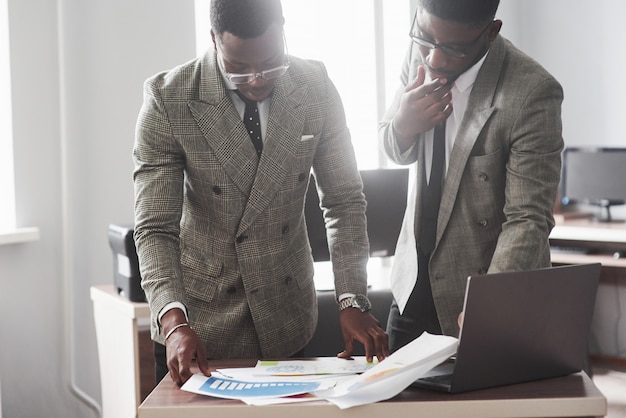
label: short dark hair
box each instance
[418,0,500,26]
[210,0,284,39]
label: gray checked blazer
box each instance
[133,51,369,359]
[380,35,564,336]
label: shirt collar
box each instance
[454,50,489,94]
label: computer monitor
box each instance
[304,168,409,261]
[561,147,626,222]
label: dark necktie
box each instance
[418,122,446,255]
[236,90,263,157]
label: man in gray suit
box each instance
[380,0,564,351]
[133,0,388,386]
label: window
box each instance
[0,0,16,233]
[0,0,38,245]
[194,0,412,169]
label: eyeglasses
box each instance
[409,12,493,58]
[217,35,290,85]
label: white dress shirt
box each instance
[423,53,487,183]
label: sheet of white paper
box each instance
[243,393,321,405]
[313,332,458,409]
[181,373,336,400]
[213,368,337,382]
[253,356,376,376]
[243,375,354,405]
[181,333,457,408]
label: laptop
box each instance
[413,263,601,393]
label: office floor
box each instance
[591,360,626,418]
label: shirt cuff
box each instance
[158,301,189,326]
[390,119,417,158]
[337,293,355,302]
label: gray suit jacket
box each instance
[380,35,564,336]
[133,51,369,359]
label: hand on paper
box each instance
[337,308,390,363]
[162,309,211,386]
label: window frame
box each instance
[0,0,39,245]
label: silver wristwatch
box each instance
[338,294,372,312]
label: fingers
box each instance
[167,344,193,386]
[196,344,211,378]
[420,79,452,126]
[165,328,205,386]
[394,68,452,140]
[339,309,390,363]
[338,329,356,360]
[405,66,449,100]
[404,65,426,92]
[167,348,188,386]
[363,325,391,363]
[372,326,391,360]
[424,84,452,111]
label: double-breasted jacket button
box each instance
[478,172,489,182]
[298,173,307,182]
[285,276,293,285]
[212,185,222,195]
[282,225,290,234]
[236,235,248,244]
[477,219,488,227]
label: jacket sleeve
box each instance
[310,63,369,299]
[378,42,423,166]
[488,76,564,273]
[133,74,188,321]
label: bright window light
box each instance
[194,0,410,170]
[0,0,16,232]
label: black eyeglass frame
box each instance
[409,12,494,58]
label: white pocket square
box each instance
[301,134,315,142]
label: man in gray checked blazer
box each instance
[133,0,388,386]
[380,0,564,352]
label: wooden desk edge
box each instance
[139,367,607,418]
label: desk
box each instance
[549,220,626,308]
[138,360,607,418]
[550,219,626,293]
[550,219,626,271]
[550,219,626,249]
[549,219,626,364]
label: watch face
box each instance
[353,294,372,312]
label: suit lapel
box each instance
[187,52,311,234]
[188,52,260,197]
[237,72,309,235]
[436,37,505,244]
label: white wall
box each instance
[0,0,195,417]
[498,1,626,150]
[1,1,625,417]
